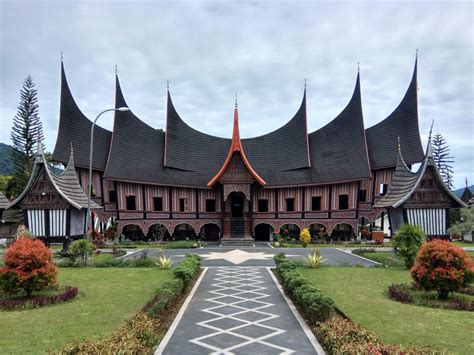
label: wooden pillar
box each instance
[249,184,254,238]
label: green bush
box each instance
[274,254,335,324]
[274,252,286,265]
[147,279,185,317]
[392,224,426,268]
[69,239,95,266]
[173,254,201,285]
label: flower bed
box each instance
[388,283,474,311]
[0,285,78,310]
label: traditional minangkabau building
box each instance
[6,144,101,244]
[24,55,460,242]
[374,136,466,237]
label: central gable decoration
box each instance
[208,97,266,198]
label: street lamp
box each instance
[85,107,129,240]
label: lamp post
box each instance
[85,107,129,240]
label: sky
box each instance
[0,0,472,189]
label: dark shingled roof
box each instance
[105,73,371,187]
[164,91,311,173]
[9,146,101,210]
[375,142,466,208]
[247,72,371,186]
[365,59,424,170]
[52,62,112,171]
[104,77,201,186]
[0,193,9,210]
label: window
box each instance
[358,189,367,202]
[88,184,96,197]
[126,195,136,210]
[205,199,216,212]
[338,195,349,210]
[286,198,295,212]
[109,190,117,203]
[179,198,186,212]
[311,196,321,211]
[153,197,163,211]
[380,183,388,196]
[258,199,268,212]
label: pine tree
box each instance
[431,133,455,190]
[9,75,44,197]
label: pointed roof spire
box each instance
[115,73,128,109]
[207,98,266,186]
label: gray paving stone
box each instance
[158,266,321,354]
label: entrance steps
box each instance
[220,238,255,247]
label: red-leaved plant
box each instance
[411,240,474,300]
[0,238,58,297]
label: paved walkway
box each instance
[126,247,378,267]
[156,266,323,354]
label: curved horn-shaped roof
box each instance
[164,90,311,174]
[52,62,112,171]
[365,58,424,170]
[104,77,201,186]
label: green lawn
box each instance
[453,241,474,248]
[0,267,173,354]
[299,267,474,354]
[355,251,405,268]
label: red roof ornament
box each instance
[207,101,266,187]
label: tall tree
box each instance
[431,132,455,190]
[9,75,44,197]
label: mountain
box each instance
[452,185,474,197]
[0,143,14,175]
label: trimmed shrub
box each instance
[392,224,426,268]
[274,253,335,324]
[274,252,286,265]
[299,228,311,247]
[173,254,201,285]
[0,238,57,297]
[387,283,414,304]
[0,286,78,310]
[411,240,474,300]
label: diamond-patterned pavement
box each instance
[157,267,322,354]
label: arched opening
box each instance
[173,223,196,240]
[200,223,220,241]
[254,223,273,241]
[122,224,145,241]
[307,223,329,243]
[146,224,170,242]
[279,223,300,241]
[331,223,354,241]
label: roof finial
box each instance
[357,62,360,73]
[60,51,63,62]
[397,136,401,152]
[466,177,468,188]
[304,78,307,90]
[166,80,169,91]
[115,64,118,75]
[235,93,238,108]
[416,48,419,59]
[428,119,434,142]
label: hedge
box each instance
[274,253,335,324]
